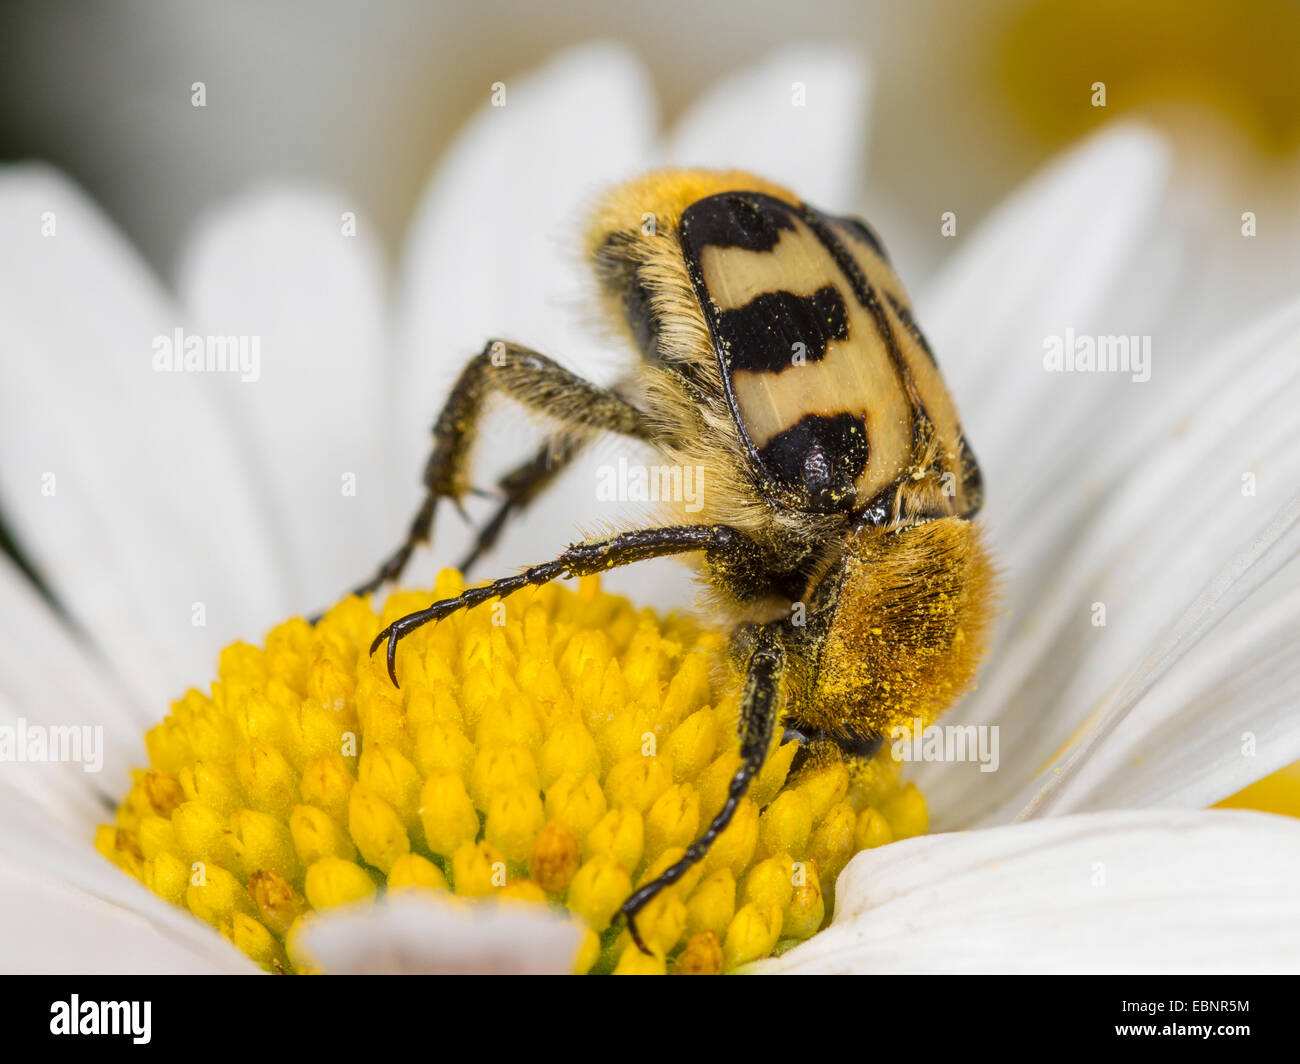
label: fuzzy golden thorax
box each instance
[786,517,997,746]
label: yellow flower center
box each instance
[96,571,925,974]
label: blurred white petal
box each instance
[661,45,870,210]
[384,42,658,588]
[922,124,1171,408]
[0,164,289,709]
[393,42,656,461]
[760,810,1300,974]
[176,185,392,607]
[294,893,582,974]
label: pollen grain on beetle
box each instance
[95,571,923,974]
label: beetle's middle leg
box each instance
[342,341,653,603]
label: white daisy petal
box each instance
[920,297,1300,827]
[0,164,289,709]
[1014,486,1300,821]
[0,551,141,826]
[293,893,582,975]
[1059,581,1300,813]
[661,45,870,210]
[176,184,392,607]
[976,289,1300,659]
[0,789,253,973]
[0,864,250,975]
[0,550,141,747]
[759,810,1300,974]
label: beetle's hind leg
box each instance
[619,622,784,956]
[337,340,653,605]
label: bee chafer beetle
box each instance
[343,170,996,952]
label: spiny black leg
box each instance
[370,523,758,686]
[620,624,785,954]
[339,341,653,604]
[456,434,582,575]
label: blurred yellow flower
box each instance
[1000,0,1300,154]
